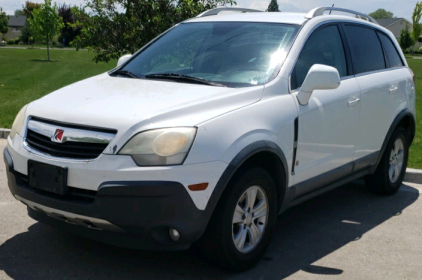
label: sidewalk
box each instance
[0,46,86,51]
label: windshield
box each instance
[120,22,300,88]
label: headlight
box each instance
[118,127,197,166]
[10,105,28,139]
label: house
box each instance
[377,17,422,48]
[3,15,27,40]
[376,18,414,41]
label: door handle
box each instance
[389,85,398,94]
[347,98,360,107]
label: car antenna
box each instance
[329,4,334,15]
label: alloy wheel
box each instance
[232,186,268,254]
[389,138,404,183]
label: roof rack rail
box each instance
[306,7,378,24]
[197,7,262,18]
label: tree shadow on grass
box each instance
[30,59,58,62]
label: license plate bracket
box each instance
[28,160,68,195]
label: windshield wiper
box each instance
[112,70,140,78]
[144,73,226,87]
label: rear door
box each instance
[343,24,409,169]
[291,24,361,196]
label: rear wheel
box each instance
[365,127,409,195]
[198,167,278,271]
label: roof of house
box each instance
[377,18,411,27]
[8,16,27,27]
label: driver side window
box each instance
[291,25,347,90]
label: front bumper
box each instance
[7,134,228,211]
[4,147,214,250]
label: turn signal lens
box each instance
[409,67,415,83]
[188,183,209,191]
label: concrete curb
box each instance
[0,128,10,139]
[404,168,422,184]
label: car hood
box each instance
[26,73,263,151]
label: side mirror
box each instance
[296,64,340,105]
[117,54,132,67]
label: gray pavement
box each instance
[1,138,421,280]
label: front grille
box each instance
[26,130,109,160]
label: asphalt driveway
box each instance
[1,139,421,280]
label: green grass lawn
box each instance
[0,48,115,128]
[406,58,422,168]
[0,48,421,168]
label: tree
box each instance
[266,0,280,12]
[69,5,89,31]
[399,25,414,51]
[19,22,34,45]
[58,4,81,46]
[72,0,236,63]
[369,9,393,19]
[22,1,41,18]
[412,2,422,52]
[19,2,42,44]
[0,8,8,35]
[14,9,25,16]
[29,0,64,60]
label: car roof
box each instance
[184,11,381,28]
[184,12,308,25]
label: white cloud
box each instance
[0,0,416,21]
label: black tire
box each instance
[365,127,409,195]
[198,167,278,271]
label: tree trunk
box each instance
[47,34,50,61]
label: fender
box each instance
[371,108,416,173]
[203,140,290,219]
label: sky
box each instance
[0,0,417,21]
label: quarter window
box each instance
[344,25,386,74]
[291,25,347,90]
[378,32,404,68]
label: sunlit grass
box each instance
[407,58,422,168]
[0,48,116,128]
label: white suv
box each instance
[4,7,416,270]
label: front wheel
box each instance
[365,127,409,195]
[198,167,278,271]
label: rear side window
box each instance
[344,25,386,74]
[377,32,404,68]
[291,25,347,90]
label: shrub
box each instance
[7,39,15,45]
[399,26,414,51]
[14,39,20,44]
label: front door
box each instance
[290,24,361,197]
